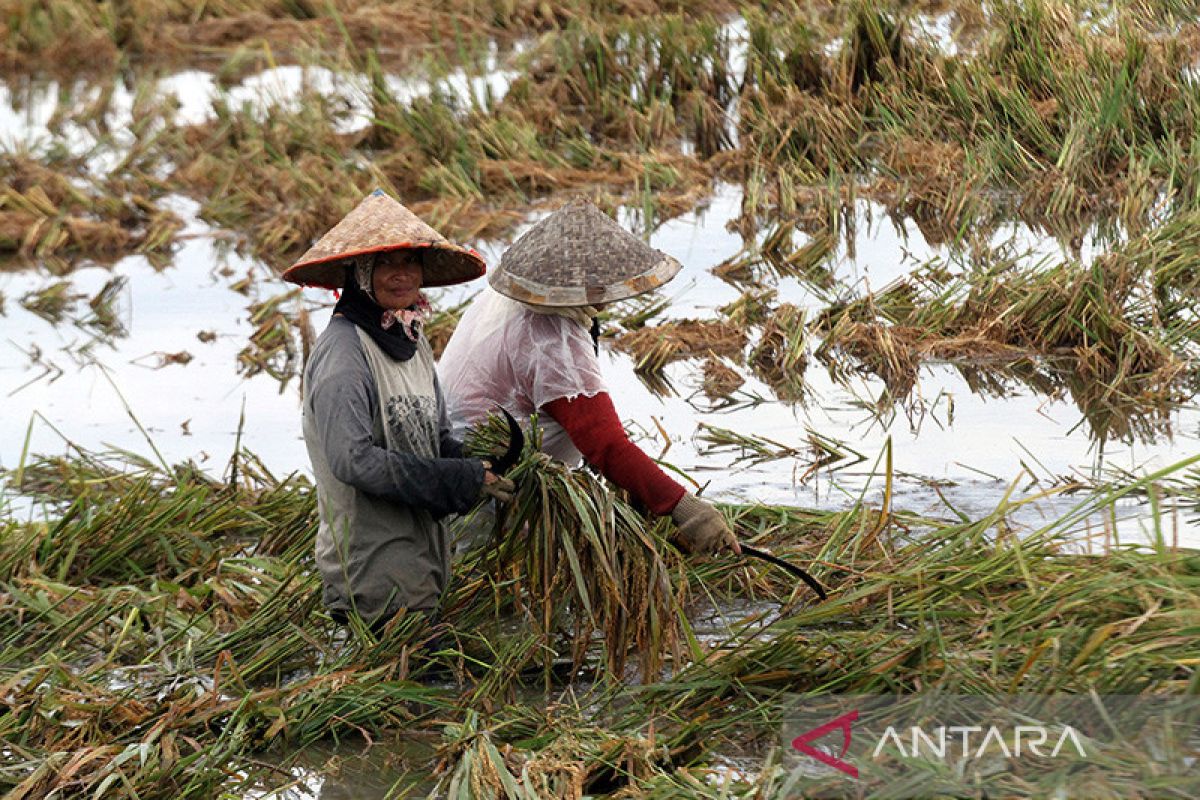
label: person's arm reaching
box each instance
[542,392,739,554]
[308,364,485,518]
[542,392,684,514]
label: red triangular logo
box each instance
[791,709,859,778]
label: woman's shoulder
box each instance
[515,308,587,338]
[309,317,368,377]
[316,315,361,347]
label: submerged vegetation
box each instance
[4,0,1200,796]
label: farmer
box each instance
[439,200,740,556]
[284,189,514,633]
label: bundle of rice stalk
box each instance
[450,417,688,684]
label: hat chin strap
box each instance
[519,302,598,328]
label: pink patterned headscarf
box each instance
[381,295,432,342]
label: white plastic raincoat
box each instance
[438,288,608,464]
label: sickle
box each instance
[740,544,827,602]
[489,407,525,475]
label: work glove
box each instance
[479,466,516,504]
[669,493,740,555]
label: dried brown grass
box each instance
[700,356,743,400]
[615,319,745,373]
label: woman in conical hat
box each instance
[287,190,513,633]
[439,200,739,556]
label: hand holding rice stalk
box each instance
[452,412,688,683]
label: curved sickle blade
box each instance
[741,544,827,602]
[490,407,525,475]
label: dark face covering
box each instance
[333,264,422,361]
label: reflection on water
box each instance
[0,46,525,154]
[245,738,438,799]
[1,178,1197,546]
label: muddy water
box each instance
[238,738,438,799]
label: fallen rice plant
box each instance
[815,239,1199,437]
[700,356,743,400]
[0,0,736,74]
[1,440,1197,796]
[237,287,305,390]
[18,280,83,323]
[451,417,688,685]
[615,319,745,374]
[749,303,808,402]
[0,154,181,264]
[5,1,1200,794]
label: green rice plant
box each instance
[741,7,827,96]
[604,292,670,332]
[449,419,689,685]
[1118,209,1200,332]
[432,711,533,799]
[840,2,909,94]
[695,425,803,467]
[695,425,863,482]
[503,14,734,153]
[718,289,775,328]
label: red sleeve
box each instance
[542,392,686,515]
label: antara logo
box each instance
[791,708,1091,780]
[872,725,1088,759]
[790,710,859,778]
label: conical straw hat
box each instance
[282,189,485,289]
[490,200,681,307]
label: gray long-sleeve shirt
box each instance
[302,316,483,622]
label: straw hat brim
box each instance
[489,255,681,307]
[281,189,486,288]
[282,243,485,289]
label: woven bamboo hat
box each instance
[490,200,682,307]
[282,189,485,289]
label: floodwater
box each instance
[3,46,1199,798]
[2,176,1195,549]
[240,738,439,799]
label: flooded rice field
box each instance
[3,176,1196,547]
[3,3,1200,798]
